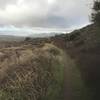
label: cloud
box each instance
[0,0,93,35]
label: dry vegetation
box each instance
[52,24,100,100]
[0,42,64,100]
[0,23,99,100]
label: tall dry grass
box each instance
[0,44,64,100]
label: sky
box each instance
[0,0,93,36]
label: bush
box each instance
[66,31,80,41]
[24,37,31,41]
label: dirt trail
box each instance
[64,52,73,100]
[0,43,87,100]
[63,51,87,100]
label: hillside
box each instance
[52,24,100,100]
[67,24,100,100]
[0,24,99,100]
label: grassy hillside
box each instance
[0,42,65,100]
[52,24,100,100]
[66,24,100,100]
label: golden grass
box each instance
[0,43,64,100]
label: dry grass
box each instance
[0,43,64,100]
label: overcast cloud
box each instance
[0,0,93,36]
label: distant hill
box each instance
[0,32,65,42]
[0,35,25,41]
[29,32,64,38]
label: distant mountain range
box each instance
[29,32,63,38]
[0,35,25,41]
[0,32,65,41]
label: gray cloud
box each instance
[0,0,93,35]
[0,0,17,9]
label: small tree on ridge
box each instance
[91,0,100,25]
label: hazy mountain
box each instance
[29,32,65,38]
[0,32,65,41]
[0,35,25,41]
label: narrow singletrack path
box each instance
[63,51,87,100]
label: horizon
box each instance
[0,23,91,37]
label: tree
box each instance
[91,0,100,25]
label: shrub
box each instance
[24,37,31,41]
